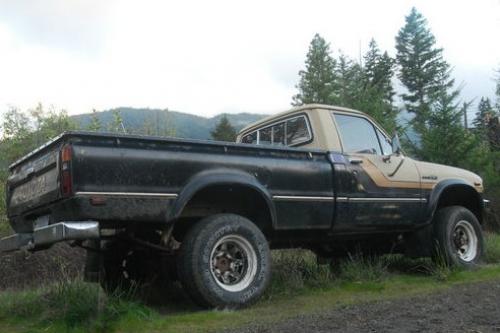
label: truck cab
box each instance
[237,104,484,232]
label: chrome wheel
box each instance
[210,234,257,292]
[453,220,478,262]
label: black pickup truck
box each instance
[1,104,487,308]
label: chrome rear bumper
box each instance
[0,221,100,253]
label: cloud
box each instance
[0,0,498,118]
[0,0,114,57]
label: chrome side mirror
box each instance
[391,132,402,155]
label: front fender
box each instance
[425,178,483,223]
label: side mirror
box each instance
[391,132,402,155]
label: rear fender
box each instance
[167,169,277,227]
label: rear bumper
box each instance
[0,221,100,252]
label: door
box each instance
[331,112,423,232]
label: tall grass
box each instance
[268,233,500,291]
[0,279,153,331]
[484,232,500,264]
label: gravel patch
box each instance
[228,280,500,333]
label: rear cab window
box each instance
[240,115,312,147]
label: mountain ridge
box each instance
[72,107,267,140]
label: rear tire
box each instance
[433,206,484,268]
[177,214,271,309]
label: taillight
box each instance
[60,145,73,196]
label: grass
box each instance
[1,233,500,333]
[485,232,500,263]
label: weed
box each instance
[484,233,500,264]
[266,249,332,296]
[337,253,388,282]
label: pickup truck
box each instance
[1,104,487,308]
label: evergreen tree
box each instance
[109,109,125,133]
[473,97,496,133]
[211,115,237,142]
[396,7,454,128]
[418,87,472,166]
[361,40,398,133]
[333,53,361,107]
[292,34,336,106]
[87,109,102,132]
[496,68,500,112]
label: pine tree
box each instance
[418,86,471,166]
[334,53,361,107]
[292,34,336,106]
[473,97,496,133]
[109,109,125,133]
[361,40,398,133]
[87,109,102,132]
[496,68,500,112]
[211,115,237,142]
[396,7,453,128]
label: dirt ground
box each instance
[0,243,85,290]
[229,280,500,333]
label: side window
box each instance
[286,116,311,145]
[259,126,272,145]
[334,114,382,155]
[273,123,285,146]
[242,131,257,144]
[376,129,393,155]
[240,115,311,146]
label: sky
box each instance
[0,0,499,118]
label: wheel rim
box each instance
[452,220,478,262]
[210,235,257,292]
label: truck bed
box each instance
[6,131,334,234]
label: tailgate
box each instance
[7,147,61,216]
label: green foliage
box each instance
[396,7,453,128]
[337,254,389,282]
[87,109,102,132]
[333,41,398,133]
[292,33,337,106]
[485,233,500,264]
[210,115,237,142]
[267,250,332,295]
[293,35,398,133]
[474,97,496,130]
[109,109,125,133]
[496,68,500,111]
[0,105,77,231]
[0,279,153,331]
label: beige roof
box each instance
[238,104,365,134]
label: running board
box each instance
[0,221,100,252]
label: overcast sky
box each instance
[0,0,499,118]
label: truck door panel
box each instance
[331,113,422,231]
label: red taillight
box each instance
[61,145,73,196]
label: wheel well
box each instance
[435,185,482,224]
[172,184,273,241]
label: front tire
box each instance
[433,206,484,268]
[177,214,271,309]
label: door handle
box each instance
[349,158,363,165]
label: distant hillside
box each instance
[72,107,267,140]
